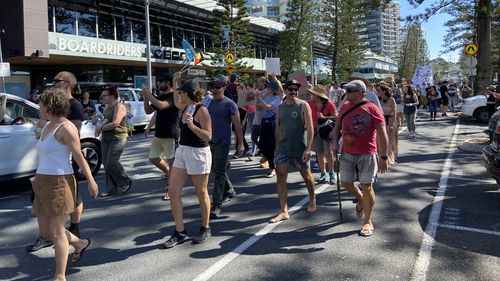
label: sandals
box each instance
[72,239,91,263]
[359,226,374,237]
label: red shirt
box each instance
[307,100,337,131]
[340,101,385,155]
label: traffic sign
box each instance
[226,63,235,75]
[0,63,10,77]
[464,43,478,56]
[225,52,235,64]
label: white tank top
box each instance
[36,122,74,175]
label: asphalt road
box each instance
[0,111,499,281]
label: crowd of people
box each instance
[24,69,500,280]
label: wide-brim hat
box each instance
[307,84,329,100]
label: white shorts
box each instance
[173,145,212,175]
[396,104,404,113]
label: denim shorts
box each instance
[339,153,378,184]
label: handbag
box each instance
[318,119,334,139]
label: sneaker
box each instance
[317,172,327,183]
[26,236,53,253]
[311,162,320,172]
[329,172,336,184]
[162,231,189,249]
[222,190,236,203]
[67,226,80,238]
[210,203,222,219]
[193,227,211,244]
[247,153,255,161]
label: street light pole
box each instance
[145,0,152,90]
[0,29,5,92]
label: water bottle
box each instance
[183,104,196,124]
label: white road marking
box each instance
[438,223,500,237]
[193,183,331,281]
[410,120,460,281]
[447,176,496,184]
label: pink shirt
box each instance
[307,100,337,131]
[340,101,385,155]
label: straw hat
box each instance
[307,84,329,100]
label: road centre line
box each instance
[438,223,500,237]
[410,119,460,281]
[193,183,331,281]
[447,176,496,184]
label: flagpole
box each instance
[145,0,152,89]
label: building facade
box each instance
[352,51,398,81]
[245,0,289,23]
[0,0,285,96]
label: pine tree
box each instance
[398,21,430,80]
[278,0,316,79]
[208,0,254,77]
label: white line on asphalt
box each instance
[447,176,496,183]
[438,223,500,237]
[193,183,331,281]
[410,119,460,281]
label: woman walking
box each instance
[95,86,132,197]
[257,80,281,177]
[403,86,419,139]
[162,73,212,248]
[33,87,98,280]
[427,86,439,121]
[378,84,398,164]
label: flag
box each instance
[194,49,204,65]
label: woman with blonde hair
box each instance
[33,87,98,280]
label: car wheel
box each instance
[474,108,491,123]
[75,141,102,180]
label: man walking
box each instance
[330,80,389,237]
[269,79,316,223]
[143,73,180,201]
[27,71,86,251]
[208,75,245,218]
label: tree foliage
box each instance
[278,0,317,79]
[398,21,430,80]
[208,0,254,77]
[321,0,366,81]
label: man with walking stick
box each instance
[330,80,389,237]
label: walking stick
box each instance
[336,154,343,220]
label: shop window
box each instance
[98,15,114,40]
[195,34,204,50]
[160,27,172,47]
[55,6,77,35]
[131,20,146,44]
[150,25,160,46]
[185,31,195,47]
[205,36,213,50]
[78,12,97,38]
[116,17,131,42]
[173,29,183,49]
[48,5,54,32]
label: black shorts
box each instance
[441,97,449,106]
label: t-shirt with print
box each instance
[153,91,180,138]
[208,96,239,145]
[307,100,337,131]
[340,101,385,155]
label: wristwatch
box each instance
[380,155,388,161]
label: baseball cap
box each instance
[343,80,367,93]
[230,73,238,80]
[212,74,227,88]
[284,79,301,89]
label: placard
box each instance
[265,58,281,76]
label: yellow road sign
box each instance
[464,43,478,56]
[226,63,235,75]
[225,52,235,63]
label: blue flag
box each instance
[182,39,195,62]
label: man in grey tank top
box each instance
[269,80,316,223]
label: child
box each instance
[125,103,134,139]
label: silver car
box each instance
[0,94,102,182]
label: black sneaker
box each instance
[222,190,236,203]
[210,204,222,219]
[193,227,211,244]
[26,237,53,253]
[67,227,80,238]
[162,231,188,249]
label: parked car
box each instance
[0,94,101,182]
[95,88,153,130]
[481,120,500,187]
[461,95,490,123]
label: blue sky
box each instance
[398,0,461,62]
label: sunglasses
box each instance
[212,85,224,90]
[345,88,360,93]
[287,87,299,92]
[52,79,67,84]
